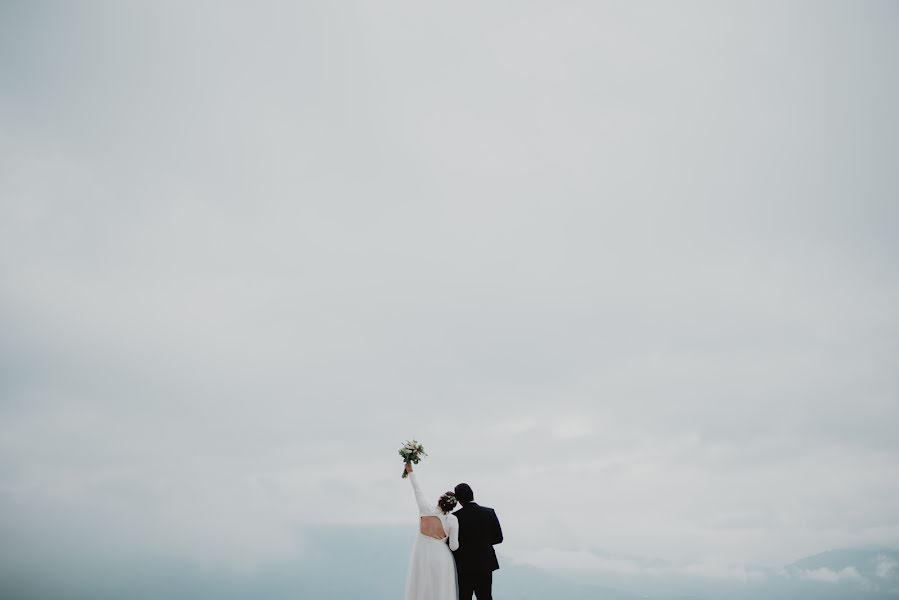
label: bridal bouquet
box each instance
[398,439,427,478]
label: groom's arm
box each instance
[490,509,503,545]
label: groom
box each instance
[451,482,503,600]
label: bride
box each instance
[404,462,460,600]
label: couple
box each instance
[404,462,503,600]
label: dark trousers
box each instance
[459,570,492,600]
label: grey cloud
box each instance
[1,0,898,594]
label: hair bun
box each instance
[438,491,458,513]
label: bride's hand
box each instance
[405,462,413,474]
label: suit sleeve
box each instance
[491,509,503,545]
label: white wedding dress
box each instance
[405,472,460,600]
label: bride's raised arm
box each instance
[405,463,431,515]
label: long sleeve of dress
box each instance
[408,473,431,516]
[447,514,460,551]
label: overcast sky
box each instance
[1,0,897,589]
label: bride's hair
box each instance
[437,491,457,513]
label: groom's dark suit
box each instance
[452,502,503,600]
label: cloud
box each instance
[514,548,652,575]
[549,417,596,439]
[0,0,898,589]
[877,555,899,579]
[514,547,767,582]
[795,566,870,587]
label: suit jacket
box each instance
[451,502,503,575]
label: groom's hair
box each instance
[454,483,474,505]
